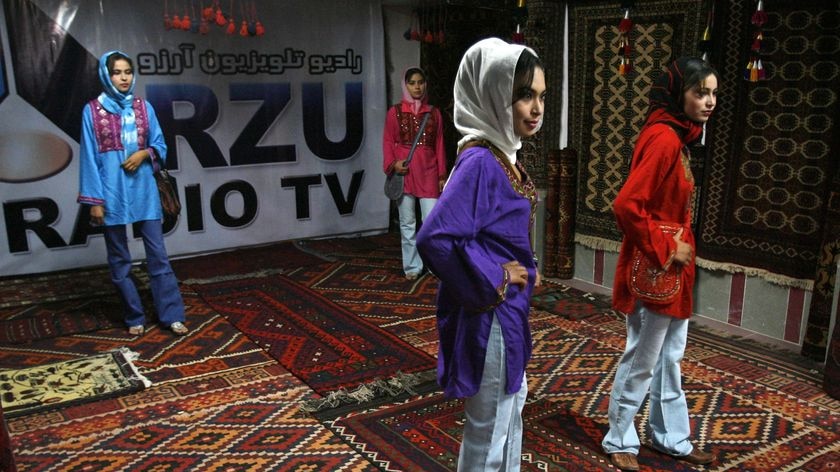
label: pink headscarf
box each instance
[401,67,428,115]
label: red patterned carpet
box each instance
[0,232,838,471]
[192,274,435,395]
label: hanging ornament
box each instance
[616,1,634,75]
[215,5,227,26]
[512,0,527,44]
[199,1,210,34]
[190,2,200,33]
[226,0,236,35]
[202,2,215,21]
[239,20,249,36]
[745,0,767,81]
[698,2,714,61]
[164,0,173,29]
[512,24,525,44]
[618,8,632,33]
[751,0,767,26]
[172,13,182,30]
[181,4,192,31]
[252,2,264,36]
[410,10,420,41]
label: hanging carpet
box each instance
[696,0,840,286]
[568,0,707,250]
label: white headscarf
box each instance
[453,38,538,165]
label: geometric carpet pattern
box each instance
[697,0,840,283]
[192,274,435,395]
[2,232,839,471]
[299,235,840,472]
[568,0,707,247]
[8,366,378,472]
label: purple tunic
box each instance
[417,145,537,398]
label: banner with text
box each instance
[0,0,388,275]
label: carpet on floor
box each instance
[0,348,149,419]
[0,291,275,387]
[171,240,329,283]
[7,364,378,472]
[193,274,436,395]
[319,392,699,472]
[0,298,121,344]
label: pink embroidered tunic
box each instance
[382,102,446,198]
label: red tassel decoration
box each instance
[164,0,172,29]
[512,24,525,44]
[255,20,265,36]
[751,0,767,26]
[172,14,182,30]
[616,4,632,75]
[751,31,763,52]
[239,20,249,36]
[618,9,632,33]
[745,0,767,81]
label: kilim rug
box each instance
[569,0,706,249]
[193,274,436,395]
[696,0,840,286]
[171,240,329,283]
[0,298,120,344]
[287,260,441,357]
[320,393,698,472]
[0,290,275,386]
[0,266,125,308]
[0,348,148,418]
[7,364,378,472]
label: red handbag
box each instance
[628,223,682,304]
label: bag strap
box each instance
[404,108,432,168]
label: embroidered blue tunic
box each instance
[78,97,166,225]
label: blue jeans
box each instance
[397,194,436,275]
[458,314,527,472]
[602,303,692,456]
[104,220,185,328]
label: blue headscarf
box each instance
[97,50,136,114]
[97,50,139,154]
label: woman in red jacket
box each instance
[602,57,719,471]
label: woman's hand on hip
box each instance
[503,260,528,289]
[673,228,693,265]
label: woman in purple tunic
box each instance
[416,38,546,472]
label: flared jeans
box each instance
[458,314,528,471]
[104,220,185,329]
[397,194,437,275]
[601,303,693,457]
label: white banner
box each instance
[0,0,388,275]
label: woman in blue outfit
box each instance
[78,51,187,336]
[417,38,546,471]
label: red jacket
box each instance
[612,122,696,319]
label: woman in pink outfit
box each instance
[382,67,447,280]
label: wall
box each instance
[561,242,838,356]
[382,6,420,108]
